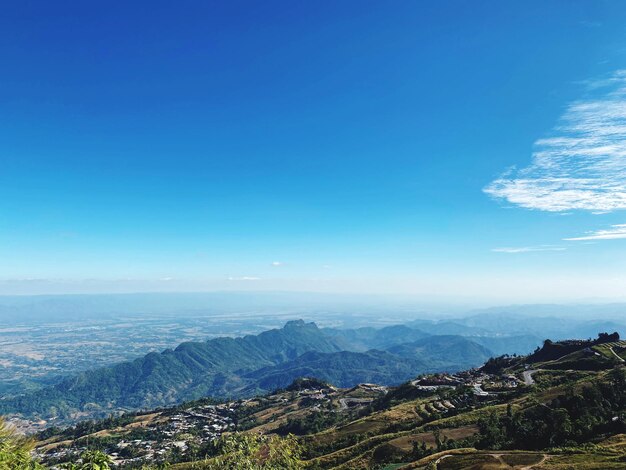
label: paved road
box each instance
[522,370,539,385]
[338,397,372,410]
[472,383,490,396]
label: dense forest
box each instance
[0,322,495,423]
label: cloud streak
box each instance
[565,223,626,241]
[485,70,626,212]
[492,246,566,253]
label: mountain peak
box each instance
[284,319,315,330]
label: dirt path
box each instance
[520,453,548,469]
[434,454,452,465]
[486,452,548,469]
[608,346,625,363]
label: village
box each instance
[37,402,239,468]
[414,368,520,393]
[35,368,522,468]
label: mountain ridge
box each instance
[0,321,496,425]
[31,330,626,469]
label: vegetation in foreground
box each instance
[0,418,43,469]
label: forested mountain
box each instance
[1,321,498,424]
[3,310,621,428]
[8,319,605,426]
[387,335,493,370]
[0,320,342,419]
[31,331,626,469]
[241,349,427,393]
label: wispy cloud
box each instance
[492,246,566,253]
[271,261,284,267]
[227,276,261,281]
[565,223,626,241]
[484,70,626,212]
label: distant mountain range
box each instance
[2,315,623,425]
[33,326,626,470]
[0,321,497,423]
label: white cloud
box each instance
[564,223,626,241]
[484,70,626,212]
[271,261,284,267]
[227,276,261,281]
[492,246,566,253]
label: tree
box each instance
[76,450,112,470]
[410,440,430,460]
[433,429,442,452]
[476,411,507,450]
[0,417,45,469]
[199,432,303,469]
[59,464,78,470]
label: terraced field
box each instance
[594,340,626,362]
[387,425,479,451]
[33,335,626,469]
[405,446,626,470]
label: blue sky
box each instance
[2,1,626,301]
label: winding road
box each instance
[522,370,539,386]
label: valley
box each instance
[26,330,626,469]
[3,310,626,432]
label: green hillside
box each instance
[28,331,626,469]
[242,350,428,393]
[0,320,343,421]
[387,335,492,371]
[0,321,495,424]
